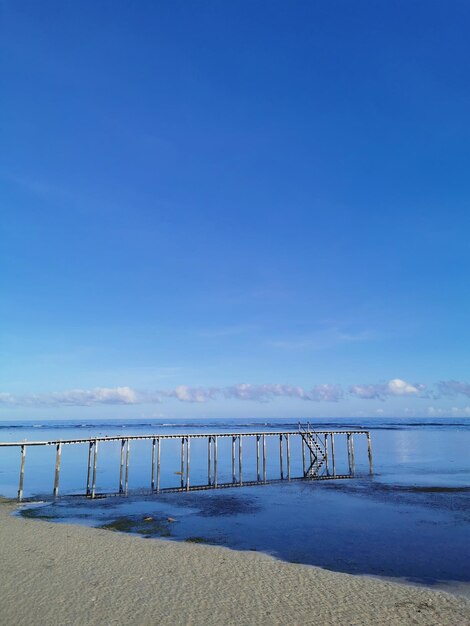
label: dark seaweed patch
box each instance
[21,508,56,520]
[99,515,173,537]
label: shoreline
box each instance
[1,500,469,625]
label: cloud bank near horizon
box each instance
[1,379,469,407]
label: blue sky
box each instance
[1,1,470,420]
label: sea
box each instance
[0,417,469,593]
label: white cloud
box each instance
[45,387,140,406]
[349,384,381,399]
[308,384,344,402]
[0,387,141,407]
[224,384,305,402]
[387,378,420,396]
[0,379,464,409]
[223,383,343,402]
[350,378,423,400]
[166,386,218,403]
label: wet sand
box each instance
[0,500,469,626]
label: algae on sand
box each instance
[99,515,173,537]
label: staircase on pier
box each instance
[299,423,328,479]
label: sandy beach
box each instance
[0,500,468,626]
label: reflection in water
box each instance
[389,429,414,464]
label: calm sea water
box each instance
[1,418,469,587]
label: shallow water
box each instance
[1,417,470,586]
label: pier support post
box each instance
[186,437,190,490]
[350,434,355,474]
[214,436,218,487]
[119,440,125,494]
[238,435,243,485]
[151,438,156,491]
[91,440,98,499]
[124,440,130,494]
[331,434,336,476]
[367,433,373,475]
[286,434,291,480]
[156,437,161,493]
[279,434,284,479]
[324,434,329,475]
[302,437,306,477]
[180,437,185,489]
[232,436,236,483]
[208,436,212,486]
[86,441,93,496]
[256,435,260,481]
[18,445,26,502]
[347,434,352,474]
[262,434,267,482]
[53,443,62,497]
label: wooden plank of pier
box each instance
[0,429,371,447]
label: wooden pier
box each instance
[0,426,373,502]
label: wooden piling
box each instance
[156,437,161,493]
[180,437,185,489]
[315,436,320,476]
[214,436,218,487]
[286,434,291,480]
[262,434,267,482]
[324,434,329,475]
[119,440,125,494]
[350,434,355,474]
[302,437,306,477]
[238,435,243,485]
[279,434,284,479]
[86,441,93,495]
[18,445,26,502]
[367,433,373,475]
[256,435,260,481]
[151,438,156,491]
[186,437,191,490]
[124,439,130,494]
[347,434,352,474]
[91,440,98,499]
[53,443,62,497]
[331,433,336,476]
[232,436,236,482]
[208,436,212,485]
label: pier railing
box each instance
[0,428,373,502]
